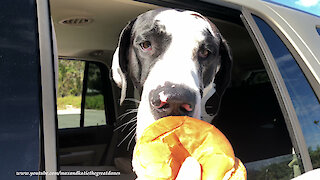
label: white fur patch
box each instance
[112,47,123,88]
[159,91,168,102]
[112,47,127,105]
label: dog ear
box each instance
[204,34,232,121]
[215,35,232,98]
[111,19,136,105]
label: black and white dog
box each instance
[112,8,232,140]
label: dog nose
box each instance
[149,84,196,118]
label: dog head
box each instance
[112,8,232,138]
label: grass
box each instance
[57,95,104,110]
[85,94,105,110]
[57,96,82,110]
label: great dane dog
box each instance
[112,8,232,177]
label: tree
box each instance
[58,60,85,97]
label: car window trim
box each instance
[36,0,59,179]
[261,3,320,101]
[80,61,89,127]
[98,63,116,126]
[137,0,242,25]
[241,7,313,172]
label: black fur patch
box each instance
[127,10,172,91]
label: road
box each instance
[57,109,106,129]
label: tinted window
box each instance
[84,62,107,127]
[211,14,299,180]
[0,0,41,178]
[317,26,320,36]
[254,16,320,169]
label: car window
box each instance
[253,15,320,169]
[57,60,107,129]
[317,26,320,35]
[209,14,302,180]
[57,60,84,128]
[214,70,301,179]
[83,62,107,127]
[57,59,115,168]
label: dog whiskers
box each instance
[117,109,138,121]
[128,123,136,131]
[121,117,137,132]
[127,126,136,151]
[114,117,137,132]
[117,126,136,148]
[124,98,141,104]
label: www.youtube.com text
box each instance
[16,170,121,177]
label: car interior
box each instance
[50,0,301,179]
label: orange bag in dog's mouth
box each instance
[132,116,247,180]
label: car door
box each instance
[240,6,320,174]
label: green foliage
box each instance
[247,155,297,180]
[87,63,103,92]
[57,95,104,110]
[58,60,85,97]
[85,94,104,110]
[57,60,105,110]
[250,161,293,180]
[247,147,320,180]
[309,146,320,168]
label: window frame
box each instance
[317,25,320,36]
[80,61,89,128]
[241,8,313,171]
[81,60,115,127]
[37,0,59,179]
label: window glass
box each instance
[253,15,320,169]
[57,60,107,128]
[57,60,85,129]
[84,62,106,127]
[245,153,302,179]
[0,0,41,177]
[57,60,113,167]
[212,15,300,179]
[317,26,320,36]
[216,76,300,179]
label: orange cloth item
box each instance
[133,116,247,180]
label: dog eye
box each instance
[198,48,210,59]
[140,41,152,51]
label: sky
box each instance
[268,0,320,17]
